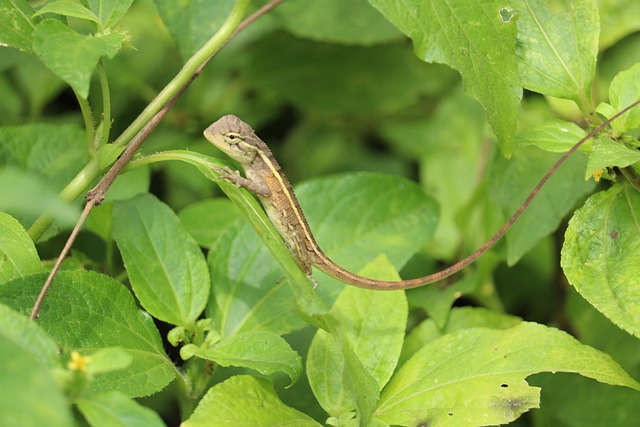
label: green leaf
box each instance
[339,333,380,427]
[76,390,165,427]
[0,122,87,231]
[178,198,241,248]
[246,33,442,115]
[380,92,486,259]
[272,0,402,45]
[598,0,640,49]
[182,330,302,385]
[0,211,41,283]
[0,302,60,368]
[0,334,73,427]
[307,258,406,419]
[33,19,123,98]
[0,271,175,398]
[296,172,438,282]
[153,150,329,331]
[516,120,587,153]
[113,193,210,327]
[208,221,304,336]
[400,307,522,366]
[0,123,89,189]
[0,0,38,52]
[105,166,151,202]
[182,375,321,427]
[368,0,521,154]
[607,63,640,134]
[585,136,640,179]
[33,1,100,24]
[490,146,596,265]
[85,0,135,27]
[98,144,126,170]
[87,348,133,375]
[11,55,66,116]
[154,0,234,59]
[511,0,599,105]
[567,290,640,378]
[377,322,640,426]
[0,167,80,227]
[561,183,640,338]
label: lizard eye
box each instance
[224,132,243,145]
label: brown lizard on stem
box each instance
[204,106,639,290]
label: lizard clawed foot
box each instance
[307,274,319,289]
[213,165,243,187]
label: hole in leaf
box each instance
[501,383,509,388]
[499,7,516,23]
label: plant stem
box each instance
[97,60,112,148]
[28,160,101,241]
[29,0,285,319]
[74,88,95,152]
[111,0,251,150]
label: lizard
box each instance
[203,110,633,290]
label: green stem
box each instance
[97,60,112,148]
[112,0,250,150]
[27,0,251,242]
[74,88,95,152]
[28,160,101,240]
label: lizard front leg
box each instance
[215,166,271,197]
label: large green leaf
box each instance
[0,0,38,52]
[515,120,587,153]
[511,0,599,105]
[307,258,406,422]
[182,375,321,427]
[0,271,175,398]
[0,167,80,228]
[178,198,241,248]
[368,0,521,154]
[154,0,234,59]
[33,1,100,24]
[561,183,640,338]
[33,19,123,98]
[377,322,640,426]
[0,303,60,369]
[598,0,640,49]
[271,0,402,45]
[380,92,486,259]
[490,146,596,265]
[296,172,438,281]
[182,330,302,385]
[0,212,41,283]
[400,307,523,366]
[0,123,88,189]
[113,193,209,327]
[76,391,165,427]
[0,334,73,427]
[245,33,442,115]
[208,221,304,337]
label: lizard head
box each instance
[204,115,260,164]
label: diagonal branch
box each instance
[29,0,287,320]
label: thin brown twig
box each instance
[29,0,286,320]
